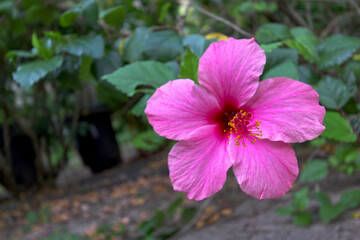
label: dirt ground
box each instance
[0,147,360,240]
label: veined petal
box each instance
[228,139,298,199]
[169,125,232,201]
[145,79,221,141]
[246,77,326,143]
[198,38,265,108]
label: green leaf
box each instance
[264,48,298,71]
[298,65,319,85]
[12,56,63,88]
[6,50,37,59]
[32,33,53,59]
[167,197,183,217]
[60,0,98,27]
[293,212,312,227]
[123,27,151,62]
[292,187,309,211]
[103,61,175,96]
[261,60,299,80]
[299,160,328,182]
[316,76,351,109]
[132,130,166,152]
[79,56,94,81]
[260,42,282,53]
[340,189,360,208]
[255,23,291,44]
[131,94,152,116]
[158,2,171,22]
[61,35,104,58]
[183,34,212,57]
[322,111,357,143]
[284,27,318,62]
[317,34,360,69]
[100,6,125,28]
[314,192,332,206]
[275,206,294,216]
[181,207,197,224]
[319,203,345,222]
[179,48,199,83]
[143,30,183,62]
[342,72,357,97]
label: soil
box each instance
[0,146,359,240]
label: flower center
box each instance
[225,110,262,147]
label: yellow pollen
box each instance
[226,110,262,147]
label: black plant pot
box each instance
[76,110,121,173]
[0,127,37,188]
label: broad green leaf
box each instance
[183,34,207,57]
[340,189,360,208]
[255,23,291,44]
[316,76,351,109]
[94,51,123,79]
[314,192,332,206]
[345,61,360,78]
[299,160,328,182]
[61,35,104,58]
[317,34,360,69]
[260,42,282,53]
[298,65,318,85]
[179,48,199,83]
[342,72,357,97]
[318,203,345,222]
[284,27,318,62]
[261,60,299,80]
[60,0,98,27]
[143,30,183,62]
[293,213,312,227]
[264,48,298,71]
[132,130,166,152]
[103,61,175,96]
[123,27,150,62]
[12,56,63,88]
[292,187,309,211]
[322,111,357,143]
[100,6,125,28]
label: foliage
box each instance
[0,0,360,233]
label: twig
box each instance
[319,12,355,40]
[190,3,252,38]
[176,0,192,35]
[278,1,310,28]
[169,195,214,240]
[349,0,360,16]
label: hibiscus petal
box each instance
[169,125,232,200]
[228,139,298,199]
[246,77,326,143]
[145,79,221,141]
[198,38,265,108]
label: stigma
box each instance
[225,110,262,147]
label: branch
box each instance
[319,12,355,40]
[278,1,310,28]
[349,0,360,16]
[190,3,252,38]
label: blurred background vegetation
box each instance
[0,0,360,239]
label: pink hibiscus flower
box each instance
[145,38,325,200]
